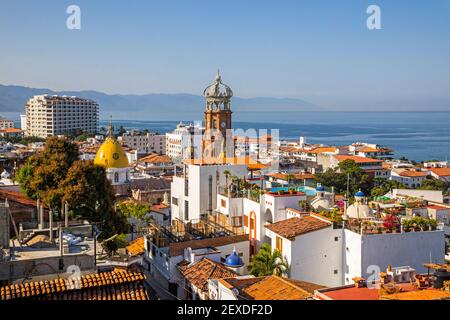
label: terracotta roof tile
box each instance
[180,258,238,292]
[221,276,326,300]
[265,216,331,240]
[0,269,149,301]
[429,168,450,177]
[126,237,145,257]
[334,155,383,164]
[399,170,427,177]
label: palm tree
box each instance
[248,243,290,277]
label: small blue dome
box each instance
[355,191,365,197]
[316,185,325,192]
[224,249,244,268]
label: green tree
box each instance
[420,179,447,192]
[315,160,371,196]
[61,160,129,239]
[117,201,151,221]
[371,179,408,197]
[248,243,290,277]
[16,136,79,209]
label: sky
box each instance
[1,0,450,110]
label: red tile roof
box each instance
[429,168,450,177]
[0,269,149,301]
[0,190,42,208]
[220,276,326,300]
[399,170,427,177]
[265,216,331,240]
[180,258,238,293]
[334,155,383,164]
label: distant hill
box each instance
[0,84,321,119]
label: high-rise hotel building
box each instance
[25,95,99,138]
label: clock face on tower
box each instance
[221,121,226,128]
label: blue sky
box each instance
[1,0,450,110]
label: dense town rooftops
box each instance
[334,155,383,164]
[265,216,332,240]
[180,258,238,293]
[219,276,326,300]
[168,234,249,257]
[0,269,149,301]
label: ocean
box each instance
[4,111,450,161]
[101,111,450,162]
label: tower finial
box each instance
[215,69,221,83]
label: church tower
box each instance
[202,71,234,159]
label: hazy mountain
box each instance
[0,84,321,120]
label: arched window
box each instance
[114,172,119,183]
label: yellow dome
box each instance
[94,137,129,169]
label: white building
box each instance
[0,117,14,130]
[25,95,99,138]
[118,130,166,155]
[264,213,445,288]
[143,234,249,299]
[171,160,249,222]
[165,122,204,162]
[20,114,27,131]
[390,169,428,188]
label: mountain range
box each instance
[0,84,321,120]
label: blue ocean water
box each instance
[4,111,449,161]
[99,111,450,162]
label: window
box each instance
[334,237,339,242]
[334,270,338,275]
[172,197,178,206]
[243,215,249,227]
[114,172,119,183]
[276,236,283,253]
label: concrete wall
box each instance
[0,254,95,282]
[287,227,343,287]
[359,230,445,277]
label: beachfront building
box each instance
[317,154,389,179]
[25,95,99,138]
[349,143,394,160]
[0,117,14,130]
